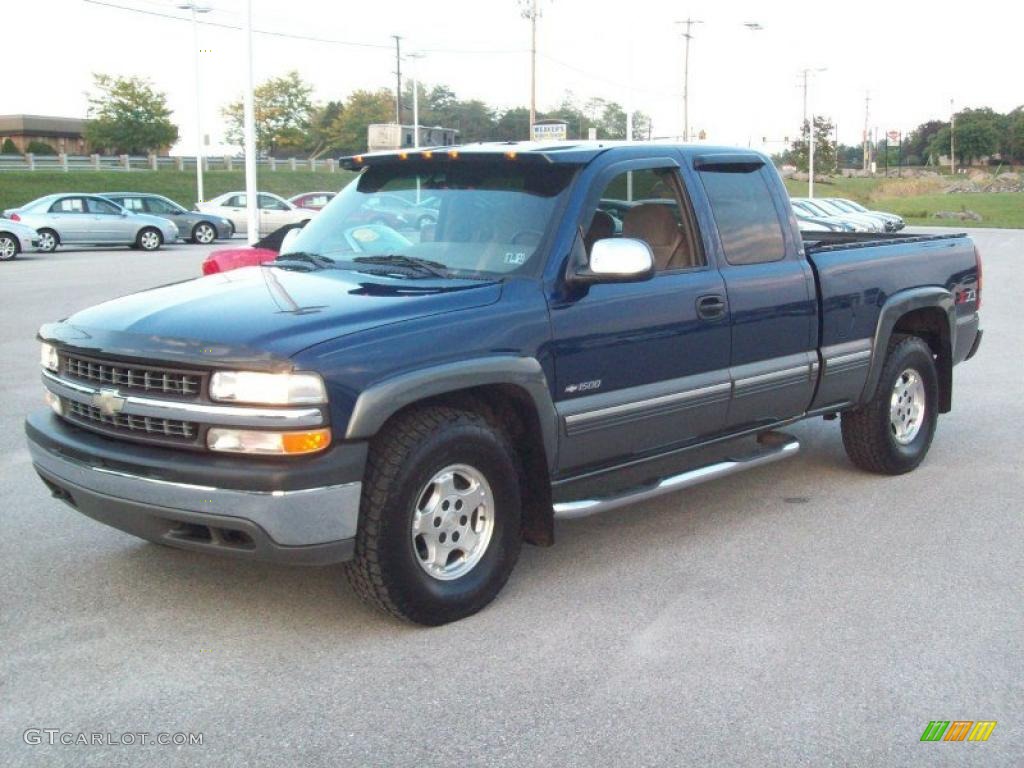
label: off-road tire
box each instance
[345,406,522,625]
[841,334,939,475]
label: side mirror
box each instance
[567,237,655,284]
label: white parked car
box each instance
[196,192,316,237]
[3,194,179,252]
[0,218,41,260]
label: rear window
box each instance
[698,169,786,266]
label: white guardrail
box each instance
[0,153,341,173]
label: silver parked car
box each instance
[791,198,882,233]
[3,194,179,252]
[196,191,316,237]
[102,192,234,244]
[826,198,905,231]
[0,218,40,261]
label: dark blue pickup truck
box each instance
[26,142,983,624]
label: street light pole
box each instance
[800,67,827,198]
[242,0,258,245]
[178,2,210,205]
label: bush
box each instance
[1,138,18,154]
[25,140,57,156]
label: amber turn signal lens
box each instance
[281,429,332,455]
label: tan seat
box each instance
[584,210,615,253]
[622,203,685,270]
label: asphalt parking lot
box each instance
[1,229,1021,767]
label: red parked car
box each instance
[201,223,304,275]
[288,191,336,211]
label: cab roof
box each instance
[340,141,764,170]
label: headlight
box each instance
[209,370,327,405]
[40,342,59,372]
[207,427,331,455]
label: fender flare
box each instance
[860,286,955,404]
[344,356,559,471]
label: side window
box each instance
[584,167,702,271]
[226,194,245,207]
[146,197,178,214]
[86,198,121,215]
[50,197,85,213]
[258,194,287,211]
[120,197,145,212]
[698,169,786,266]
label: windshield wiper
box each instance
[270,251,336,271]
[352,254,450,278]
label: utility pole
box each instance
[950,98,956,176]
[521,0,539,138]
[862,92,871,171]
[675,18,703,141]
[392,35,402,127]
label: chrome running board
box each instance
[552,431,800,520]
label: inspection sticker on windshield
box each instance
[504,251,527,265]
[352,228,379,243]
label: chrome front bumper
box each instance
[28,433,361,565]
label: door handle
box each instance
[696,294,727,320]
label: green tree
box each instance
[1006,106,1024,163]
[927,108,1000,167]
[327,89,395,155]
[223,71,315,155]
[789,116,837,173]
[1,138,18,154]
[84,74,178,155]
[904,120,947,165]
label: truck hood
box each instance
[42,266,502,369]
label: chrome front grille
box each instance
[63,398,199,441]
[63,354,202,398]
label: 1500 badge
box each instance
[564,379,602,394]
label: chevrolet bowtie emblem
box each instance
[93,388,126,416]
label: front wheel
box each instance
[841,335,939,475]
[136,227,162,251]
[345,406,522,625]
[0,233,19,261]
[191,222,217,244]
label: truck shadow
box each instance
[83,420,863,636]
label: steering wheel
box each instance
[510,229,544,246]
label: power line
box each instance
[82,0,525,54]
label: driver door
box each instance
[549,159,732,473]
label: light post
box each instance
[801,66,827,198]
[242,0,258,244]
[177,2,211,205]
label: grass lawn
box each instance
[784,175,1023,229]
[0,169,357,212]
[869,192,1024,228]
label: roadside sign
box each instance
[532,121,568,141]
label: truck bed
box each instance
[802,230,969,254]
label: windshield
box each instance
[281,160,575,278]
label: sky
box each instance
[6,0,1023,155]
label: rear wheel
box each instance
[0,233,18,261]
[136,227,162,251]
[191,221,217,244]
[345,406,522,625]
[37,229,58,253]
[841,335,939,474]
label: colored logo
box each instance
[920,721,997,742]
